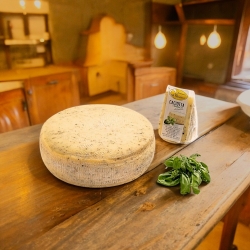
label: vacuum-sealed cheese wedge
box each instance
[159,85,198,144]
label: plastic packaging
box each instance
[158,85,198,144]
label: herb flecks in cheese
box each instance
[159,85,198,144]
[40,104,155,188]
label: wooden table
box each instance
[1,94,250,250]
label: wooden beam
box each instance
[186,19,235,25]
[151,21,181,25]
[182,0,233,6]
[176,23,188,86]
[175,3,185,23]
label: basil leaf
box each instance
[199,166,211,183]
[173,157,182,170]
[190,153,201,159]
[200,162,209,171]
[180,173,191,195]
[191,171,202,194]
[164,157,174,168]
[157,172,180,186]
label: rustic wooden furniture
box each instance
[1,94,249,250]
[0,66,80,132]
[0,11,52,69]
[24,71,80,125]
[127,62,176,102]
[80,15,176,100]
[81,15,146,97]
[0,88,30,133]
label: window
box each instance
[231,0,250,82]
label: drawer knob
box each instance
[151,83,159,87]
[27,89,33,95]
[47,80,58,85]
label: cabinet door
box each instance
[0,88,30,133]
[24,72,80,125]
[87,62,127,96]
[135,68,176,100]
[87,66,110,96]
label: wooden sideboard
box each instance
[0,66,81,133]
[128,66,176,101]
[80,62,176,102]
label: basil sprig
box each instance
[157,154,210,195]
[164,116,176,125]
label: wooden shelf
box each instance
[152,20,181,25]
[186,19,235,25]
[0,11,52,69]
[182,0,232,6]
[4,38,50,45]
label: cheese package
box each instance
[158,85,198,144]
[40,104,155,188]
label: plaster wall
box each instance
[48,0,151,65]
[0,0,236,85]
[183,25,234,84]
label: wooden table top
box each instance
[1,94,249,250]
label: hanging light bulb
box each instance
[154,26,167,49]
[207,25,221,49]
[34,0,42,9]
[200,35,206,45]
[19,0,26,9]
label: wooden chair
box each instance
[0,88,30,133]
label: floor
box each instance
[81,90,128,106]
[196,221,250,250]
[81,90,250,250]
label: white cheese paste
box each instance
[39,104,155,188]
[158,85,198,144]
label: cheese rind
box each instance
[39,104,155,187]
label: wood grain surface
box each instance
[21,112,250,250]
[0,95,245,250]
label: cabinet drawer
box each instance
[135,68,176,100]
[27,72,72,86]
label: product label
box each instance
[160,86,189,143]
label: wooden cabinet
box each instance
[81,15,145,97]
[24,71,80,125]
[81,61,128,97]
[0,88,30,133]
[127,65,176,101]
[134,67,176,100]
[0,67,81,132]
[0,11,52,69]
[86,62,127,96]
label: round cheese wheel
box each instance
[39,104,155,188]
